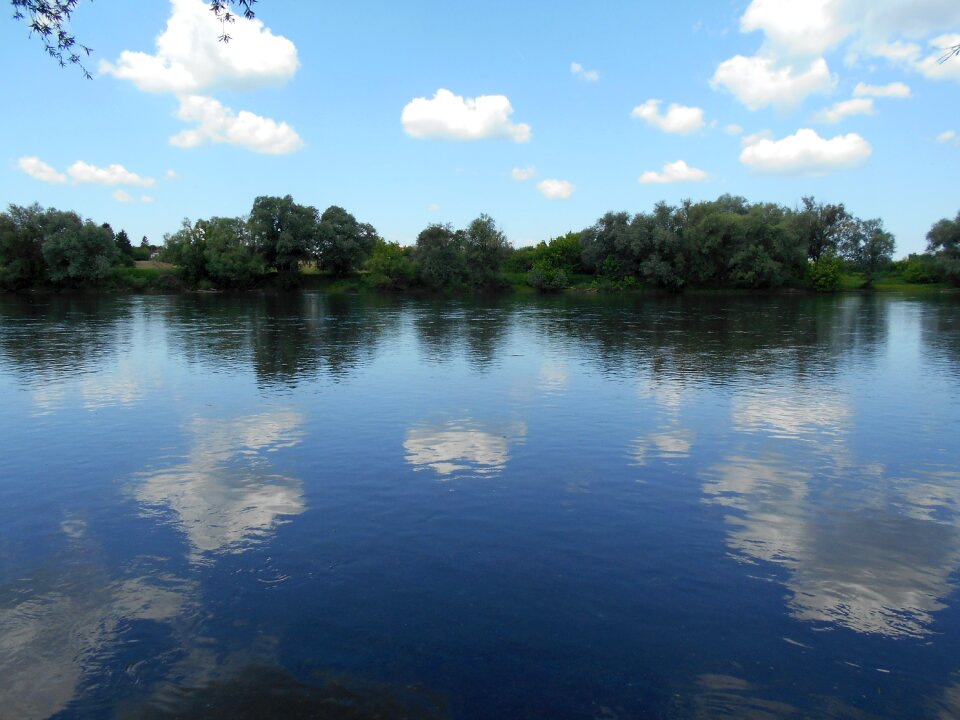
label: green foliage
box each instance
[201,216,264,288]
[0,204,47,289]
[414,224,466,289]
[364,239,416,289]
[795,196,853,262]
[526,264,569,292]
[316,206,378,277]
[463,213,510,287]
[40,211,119,286]
[249,195,319,286]
[807,254,843,292]
[926,211,960,286]
[503,245,536,273]
[898,255,937,284]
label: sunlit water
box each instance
[1,292,959,719]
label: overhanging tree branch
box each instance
[10,0,261,77]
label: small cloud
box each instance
[511,166,536,181]
[813,97,875,123]
[724,124,744,135]
[742,129,774,146]
[740,127,871,175]
[570,61,600,82]
[17,156,67,183]
[69,161,155,186]
[427,203,441,213]
[937,130,957,143]
[853,81,911,98]
[141,195,155,203]
[170,95,304,154]
[638,160,708,184]
[631,99,706,134]
[401,88,531,143]
[165,169,177,179]
[113,189,135,203]
[536,179,575,200]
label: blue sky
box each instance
[1,0,959,255]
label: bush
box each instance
[807,254,842,292]
[527,264,568,292]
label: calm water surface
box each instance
[1,292,959,719]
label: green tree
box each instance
[315,206,377,277]
[843,218,896,286]
[795,196,853,262]
[414,223,466,288]
[41,210,119,286]
[926,211,960,285]
[248,195,319,286]
[364,239,416,289]
[201,216,264,288]
[463,213,510,287]
[0,203,47,289]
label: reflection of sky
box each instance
[732,389,850,440]
[632,428,693,465]
[0,515,193,720]
[137,411,305,558]
[404,419,526,478]
[704,455,960,638]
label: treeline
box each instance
[0,204,157,290]
[2,194,959,293]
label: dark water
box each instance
[1,291,959,719]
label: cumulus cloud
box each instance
[630,99,706,134]
[99,0,298,94]
[401,88,531,142]
[511,166,536,181]
[17,156,66,183]
[813,97,875,123]
[638,160,708,184]
[712,55,834,110]
[570,61,600,82]
[853,81,911,97]
[740,128,872,174]
[68,161,156,187]
[741,0,851,57]
[536,179,575,199]
[169,95,304,154]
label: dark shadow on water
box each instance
[121,665,448,720]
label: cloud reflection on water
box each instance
[704,454,960,638]
[136,411,306,559]
[404,419,526,478]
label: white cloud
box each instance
[570,61,600,82]
[740,127,872,174]
[853,81,911,97]
[113,189,134,203]
[427,203,441,213]
[630,99,706,134]
[813,97,875,123]
[712,55,834,110]
[511,166,536,181]
[68,161,156,187]
[937,130,957,143]
[169,95,304,154]
[741,0,851,57]
[17,156,66,183]
[724,123,744,135]
[99,0,298,94]
[401,88,531,142]
[141,195,155,203]
[536,179,575,199]
[165,169,177,179]
[638,160,708,184]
